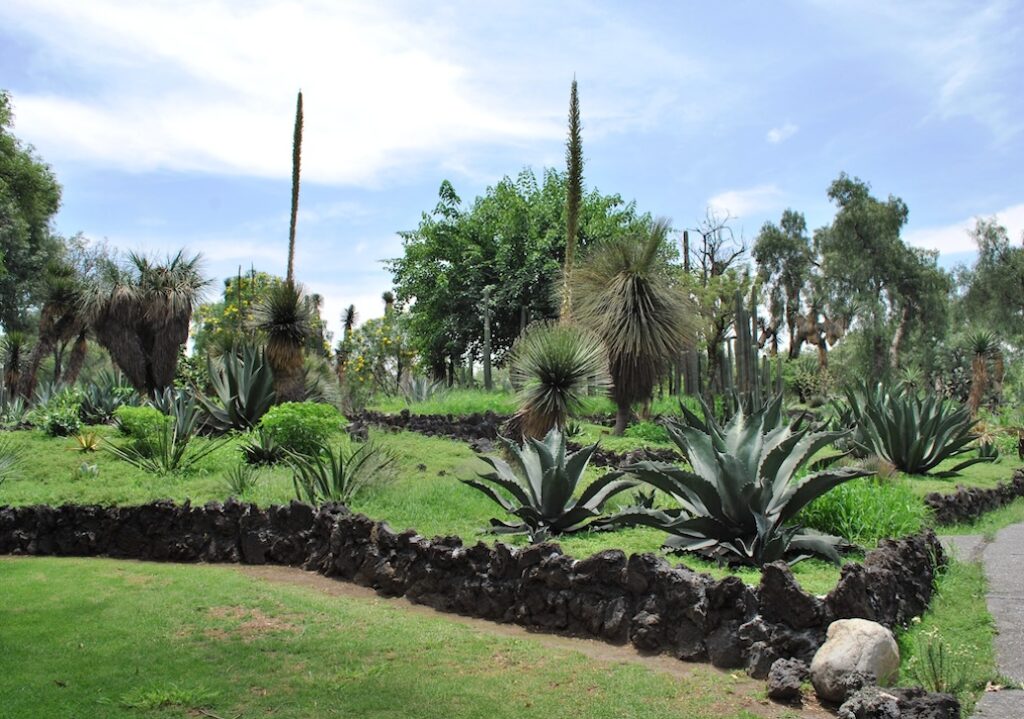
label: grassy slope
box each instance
[0,556,799,719]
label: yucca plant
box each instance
[0,434,24,485]
[966,329,998,417]
[289,440,396,505]
[841,382,992,476]
[506,321,610,440]
[607,395,872,567]
[71,431,101,453]
[223,464,261,496]
[103,422,225,475]
[240,427,287,466]
[250,281,310,403]
[198,345,276,433]
[463,428,635,542]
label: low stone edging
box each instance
[0,499,943,680]
[924,468,1024,525]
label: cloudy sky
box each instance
[3,0,1022,337]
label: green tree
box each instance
[753,209,813,358]
[959,218,1024,341]
[0,90,63,331]
[389,169,649,382]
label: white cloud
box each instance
[766,122,798,144]
[904,203,1024,254]
[0,0,715,186]
[707,184,784,218]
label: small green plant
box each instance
[41,406,82,437]
[72,462,100,481]
[71,431,101,453]
[149,386,203,438]
[116,684,217,710]
[564,420,584,438]
[907,628,973,697]
[290,440,396,505]
[259,401,345,456]
[463,428,635,542]
[79,370,140,423]
[240,427,287,466]
[0,435,24,484]
[223,464,260,496]
[104,422,224,475]
[197,345,276,433]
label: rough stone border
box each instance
[1,500,943,679]
[924,469,1024,525]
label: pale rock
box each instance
[810,619,899,703]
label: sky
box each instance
[2,0,1023,339]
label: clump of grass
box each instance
[116,684,217,710]
[623,420,668,444]
[797,476,927,547]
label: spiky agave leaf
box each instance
[607,397,871,567]
[507,321,610,439]
[463,427,635,539]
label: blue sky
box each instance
[2,0,1023,337]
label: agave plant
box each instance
[79,370,140,423]
[71,431,101,453]
[506,321,610,440]
[223,464,261,497]
[197,346,276,433]
[289,440,396,505]
[149,385,203,438]
[840,382,992,476]
[607,395,872,567]
[463,428,635,542]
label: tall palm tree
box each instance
[81,251,207,396]
[18,260,86,398]
[572,219,694,435]
[251,280,310,402]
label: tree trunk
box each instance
[889,305,911,370]
[613,401,630,436]
[18,336,55,399]
[967,354,988,417]
[482,287,492,391]
[63,331,89,386]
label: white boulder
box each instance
[810,618,900,703]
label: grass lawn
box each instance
[0,556,819,719]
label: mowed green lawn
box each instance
[0,556,810,719]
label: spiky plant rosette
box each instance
[507,321,610,439]
[250,281,312,363]
[606,395,873,567]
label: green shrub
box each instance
[259,402,345,456]
[114,405,171,442]
[797,476,928,547]
[41,405,82,437]
[624,420,669,444]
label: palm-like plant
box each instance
[0,434,24,484]
[463,428,635,542]
[197,346,276,433]
[250,281,310,402]
[103,421,225,475]
[19,260,86,398]
[966,329,998,417]
[2,331,26,397]
[608,395,872,567]
[571,219,694,435]
[841,382,992,476]
[81,251,208,396]
[506,321,610,439]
